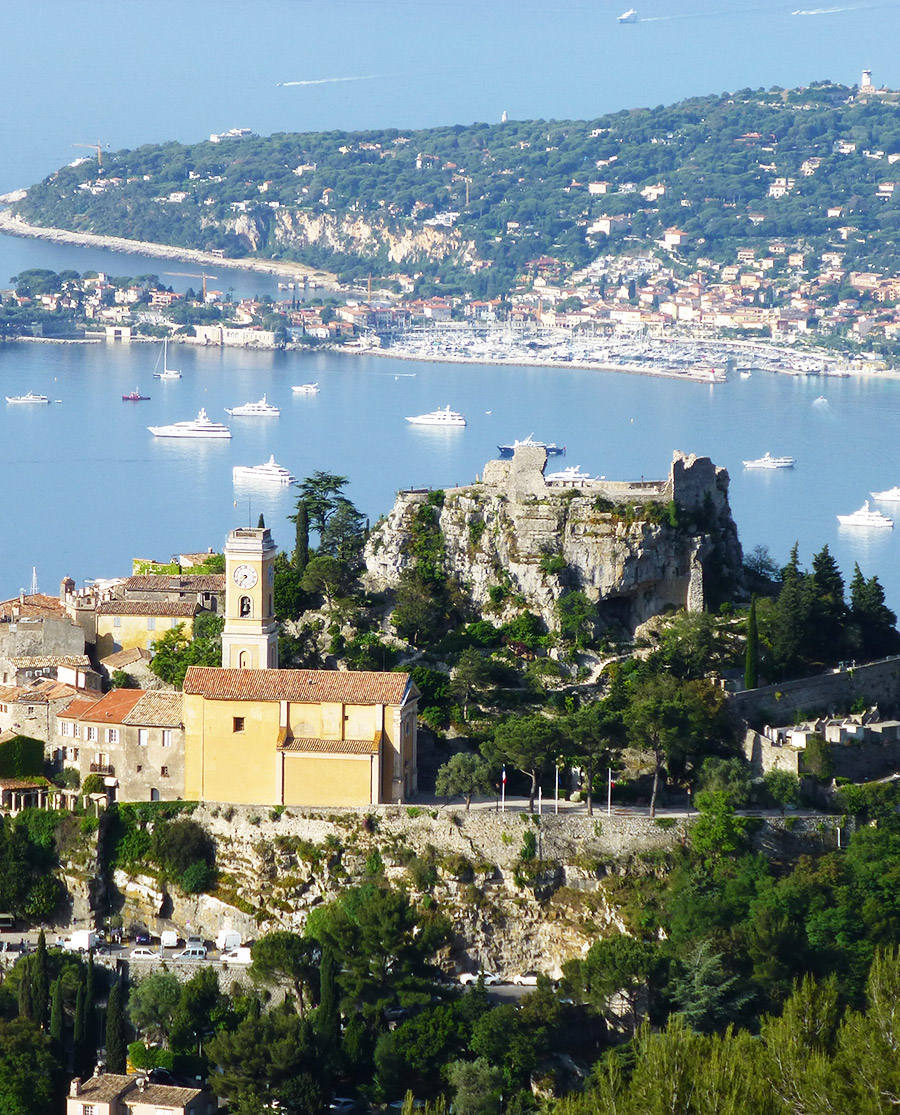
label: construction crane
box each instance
[163,271,219,301]
[72,142,109,169]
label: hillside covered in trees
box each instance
[14,80,900,295]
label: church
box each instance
[182,525,419,807]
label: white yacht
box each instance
[152,339,182,380]
[6,392,49,404]
[148,408,232,439]
[545,465,595,484]
[498,434,565,458]
[225,395,280,417]
[871,485,900,502]
[837,501,894,529]
[233,455,297,485]
[618,8,639,22]
[406,405,467,427]
[743,452,795,470]
[292,382,319,394]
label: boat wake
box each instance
[792,5,860,13]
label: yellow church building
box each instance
[180,525,419,807]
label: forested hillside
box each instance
[15,81,900,293]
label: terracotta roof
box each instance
[125,574,225,593]
[98,600,199,617]
[125,691,184,727]
[279,736,379,754]
[59,691,142,723]
[0,777,50,791]
[0,680,86,704]
[59,696,104,720]
[101,647,153,669]
[184,667,414,706]
[0,594,67,621]
[6,655,91,668]
[72,1075,134,1102]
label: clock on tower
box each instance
[221,526,278,669]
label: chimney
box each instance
[69,1079,82,1097]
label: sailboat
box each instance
[153,338,182,380]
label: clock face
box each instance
[233,564,258,588]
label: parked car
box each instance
[220,947,253,965]
[129,947,158,959]
[133,932,151,945]
[329,1100,364,1115]
[186,935,205,948]
[459,971,501,986]
[175,946,207,961]
[512,971,540,986]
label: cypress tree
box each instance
[73,979,86,1073]
[50,977,64,1045]
[315,944,341,1073]
[744,597,759,690]
[105,977,127,1074]
[292,501,309,574]
[257,513,266,528]
[84,952,97,1067]
[32,931,49,1028]
[18,959,33,1020]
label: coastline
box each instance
[0,209,338,288]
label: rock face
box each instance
[365,448,743,633]
[222,207,476,267]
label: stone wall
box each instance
[731,656,900,724]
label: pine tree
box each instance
[105,977,127,1074]
[810,543,847,656]
[18,959,33,1020]
[32,931,49,1028]
[744,597,759,690]
[49,978,63,1045]
[772,544,812,677]
[851,567,900,658]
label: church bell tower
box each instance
[221,526,278,669]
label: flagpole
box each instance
[554,765,559,815]
[608,768,613,816]
[538,786,542,815]
[501,765,506,814]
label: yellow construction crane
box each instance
[163,271,219,300]
[72,142,109,169]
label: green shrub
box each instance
[181,861,216,894]
[520,830,538,862]
[0,735,44,778]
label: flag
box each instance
[502,766,507,784]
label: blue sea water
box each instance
[0,0,898,604]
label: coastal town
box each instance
[1,224,897,380]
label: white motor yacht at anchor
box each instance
[292,382,319,394]
[405,405,466,427]
[147,408,232,439]
[743,452,795,469]
[837,501,893,528]
[545,465,596,484]
[6,392,49,404]
[871,485,900,502]
[225,395,280,417]
[233,455,297,485]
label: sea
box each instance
[1,0,899,607]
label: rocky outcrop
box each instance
[365,448,743,634]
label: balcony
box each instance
[89,763,115,776]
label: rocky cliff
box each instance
[222,207,477,267]
[365,448,743,634]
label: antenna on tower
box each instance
[30,567,38,595]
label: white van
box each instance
[221,947,253,965]
[215,930,241,952]
[175,946,207,961]
[160,930,179,949]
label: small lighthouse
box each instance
[861,68,873,90]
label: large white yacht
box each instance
[6,392,49,404]
[498,434,565,458]
[405,405,466,427]
[148,408,232,439]
[225,395,280,417]
[545,465,595,484]
[233,455,297,485]
[871,485,900,502]
[837,501,893,529]
[743,452,795,470]
[292,382,319,394]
